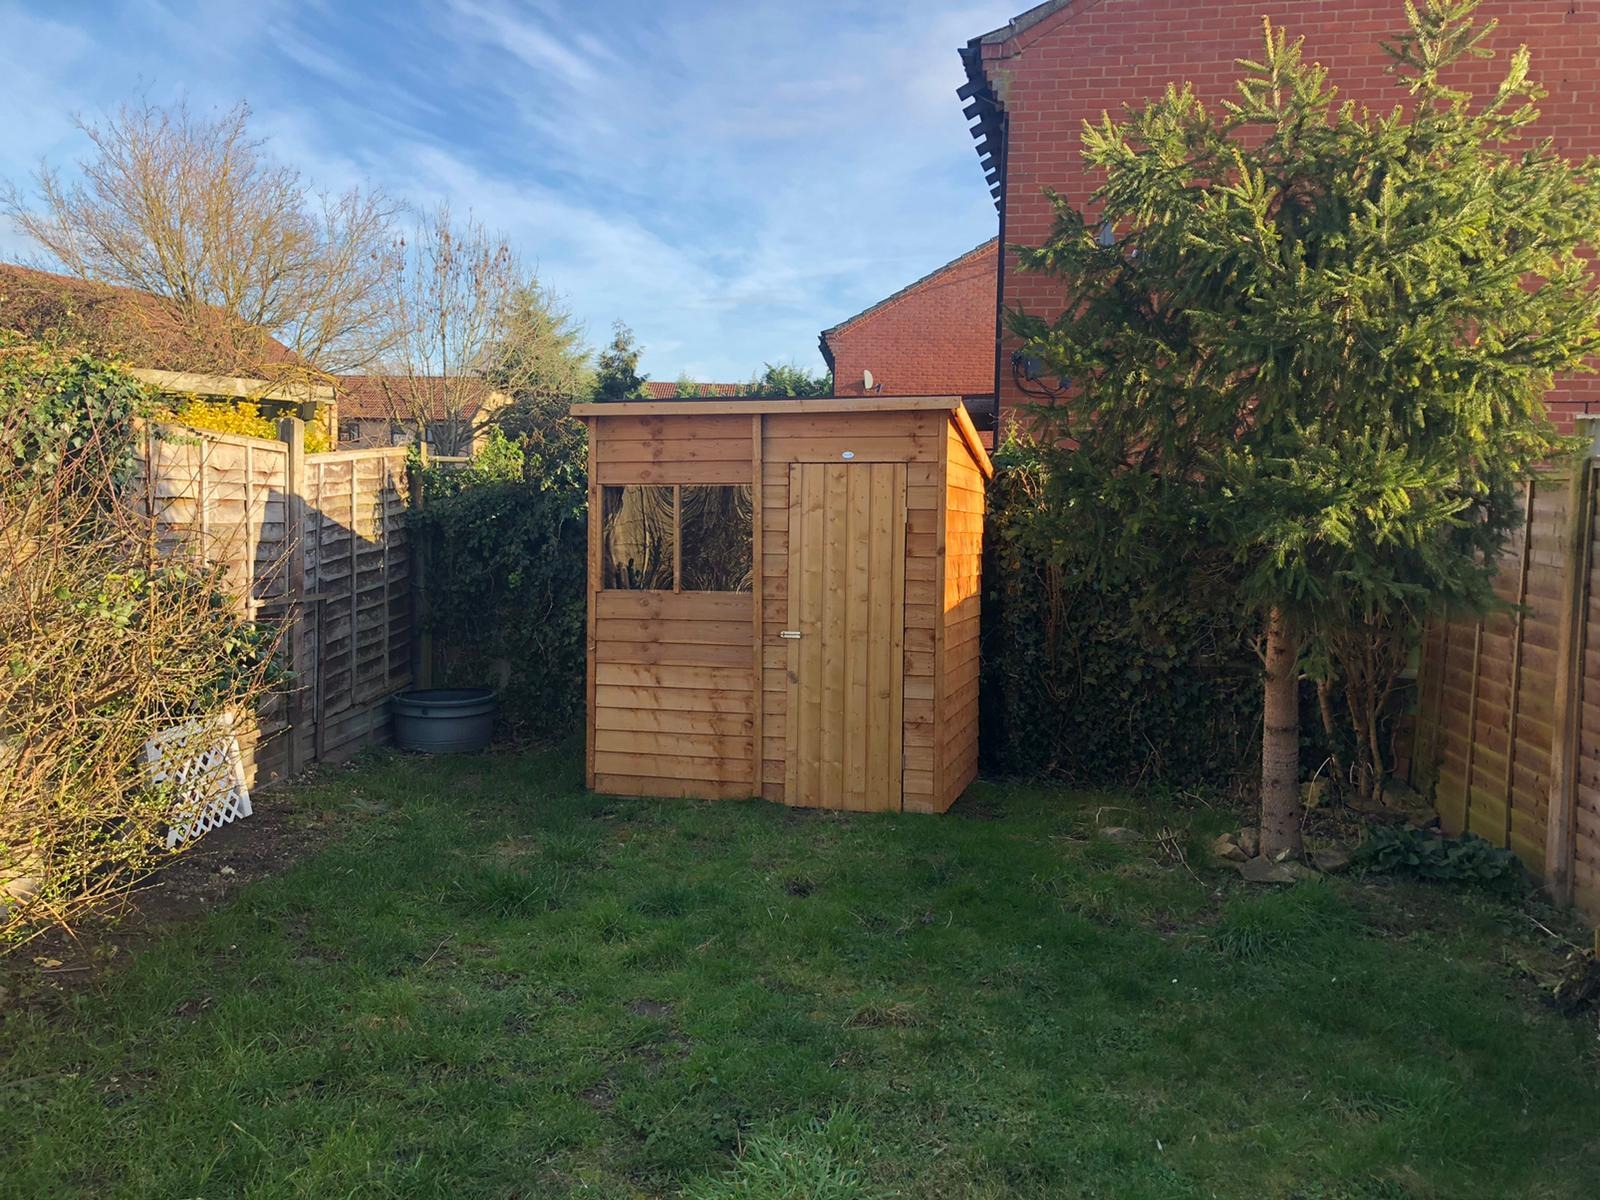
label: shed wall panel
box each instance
[590,592,756,797]
[584,401,986,814]
[937,420,984,812]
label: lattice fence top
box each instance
[144,714,253,849]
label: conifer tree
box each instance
[1012,0,1600,855]
[593,321,648,403]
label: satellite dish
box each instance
[863,369,874,391]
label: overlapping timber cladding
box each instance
[570,396,993,814]
[1412,425,1600,925]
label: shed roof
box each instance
[572,395,993,479]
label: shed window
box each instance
[601,483,752,592]
[602,485,675,590]
[680,485,753,592]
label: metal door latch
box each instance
[779,630,802,639]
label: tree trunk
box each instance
[1365,703,1386,809]
[1260,607,1303,858]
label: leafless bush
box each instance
[3,99,399,374]
[0,418,282,949]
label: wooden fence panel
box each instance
[133,423,414,787]
[1413,463,1600,928]
[1569,468,1600,918]
[304,448,413,763]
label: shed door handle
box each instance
[779,630,802,639]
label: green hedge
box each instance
[410,416,589,738]
[979,441,1262,787]
[411,425,1265,780]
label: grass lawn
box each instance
[3,748,1599,1199]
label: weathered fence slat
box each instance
[1414,440,1600,931]
[1501,479,1535,846]
[1547,455,1597,906]
[135,422,415,787]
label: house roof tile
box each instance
[335,374,504,422]
[643,381,747,400]
[0,262,305,376]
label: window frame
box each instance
[600,482,752,594]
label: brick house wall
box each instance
[821,240,998,398]
[964,0,1600,433]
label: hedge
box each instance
[979,440,1263,788]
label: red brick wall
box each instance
[826,242,998,397]
[987,0,1600,430]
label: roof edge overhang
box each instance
[130,367,335,405]
[574,395,994,479]
[959,1,1082,212]
[817,330,836,374]
[575,394,964,418]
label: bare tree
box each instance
[2,99,398,375]
[379,205,553,455]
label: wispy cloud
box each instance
[446,0,612,89]
[0,0,1013,380]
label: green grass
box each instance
[4,748,1599,1199]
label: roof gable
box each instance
[965,0,1082,54]
[820,239,997,355]
[958,1,1093,209]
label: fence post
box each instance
[277,418,309,777]
[1500,479,1536,849]
[408,443,434,689]
[1545,430,1600,906]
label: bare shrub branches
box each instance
[377,205,539,454]
[1,346,282,948]
[2,99,399,375]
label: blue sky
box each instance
[0,0,1015,382]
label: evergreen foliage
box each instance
[152,396,332,452]
[593,320,648,402]
[411,404,588,735]
[1011,0,1600,849]
[485,280,595,428]
[0,329,149,487]
[745,362,831,397]
[981,438,1261,785]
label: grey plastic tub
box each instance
[392,688,497,753]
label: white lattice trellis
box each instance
[144,714,253,849]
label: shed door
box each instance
[783,462,906,811]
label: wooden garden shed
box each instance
[569,396,993,814]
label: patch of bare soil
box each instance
[0,768,365,1018]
